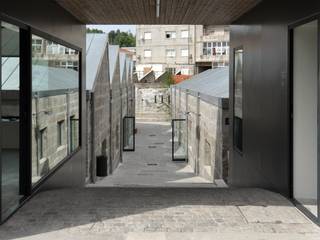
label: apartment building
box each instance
[135,25,230,79]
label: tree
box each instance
[108,30,136,47]
[86,28,104,34]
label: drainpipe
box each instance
[185,89,189,163]
[109,89,112,175]
[195,92,200,175]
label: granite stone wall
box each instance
[171,87,229,183]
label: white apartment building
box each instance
[135,25,229,79]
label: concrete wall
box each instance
[86,47,110,182]
[135,83,170,122]
[172,87,229,183]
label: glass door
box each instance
[123,116,135,151]
[1,21,22,220]
[172,119,187,161]
[292,19,319,221]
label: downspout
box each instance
[196,92,200,175]
[109,89,112,175]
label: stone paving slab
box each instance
[0,188,319,240]
[88,122,219,188]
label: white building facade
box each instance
[136,25,230,79]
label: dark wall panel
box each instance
[230,0,320,197]
[0,0,86,188]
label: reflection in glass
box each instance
[123,117,135,151]
[31,34,80,184]
[172,119,187,161]
[233,49,243,153]
[1,22,21,219]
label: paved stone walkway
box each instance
[89,122,220,188]
[0,188,319,239]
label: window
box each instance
[57,120,64,147]
[181,68,189,75]
[181,49,189,57]
[165,31,176,39]
[70,116,79,152]
[32,38,43,53]
[181,30,189,38]
[39,128,47,159]
[166,49,176,57]
[144,32,152,40]
[144,49,152,58]
[233,48,243,153]
[203,41,229,56]
[32,34,80,185]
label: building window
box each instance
[32,34,80,185]
[165,31,176,39]
[144,49,152,58]
[233,48,243,153]
[181,68,189,75]
[32,38,43,53]
[203,41,229,56]
[181,30,189,38]
[181,49,189,57]
[166,49,176,57]
[70,116,79,152]
[144,32,152,40]
[39,128,47,159]
[57,120,64,147]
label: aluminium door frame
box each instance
[288,14,320,224]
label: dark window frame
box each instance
[0,13,83,223]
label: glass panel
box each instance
[123,117,135,151]
[234,49,243,153]
[1,21,21,219]
[31,34,80,185]
[293,20,318,218]
[172,119,187,161]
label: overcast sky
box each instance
[87,25,136,34]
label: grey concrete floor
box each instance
[89,122,219,188]
[0,188,319,240]
[1,121,319,239]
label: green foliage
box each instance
[108,29,136,47]
[86,28,104,34]
[162,72,175,88]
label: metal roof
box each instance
[2,57,78,91]
[174,67,229,99]
[119,51,126,83]
[108,45,119,83]
[86,33,108,90]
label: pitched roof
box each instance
[108,45,119,82]
[86,33,108,90]
[174,67,229,98]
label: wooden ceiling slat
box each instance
[56,0,262,25]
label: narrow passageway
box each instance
[89,121,216,187]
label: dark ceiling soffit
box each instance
[55,0,263,25]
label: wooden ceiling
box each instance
[56,0,262,25]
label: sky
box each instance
[87,25,136,34]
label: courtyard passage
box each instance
[89,122,217,187]
[0,188,319,239]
